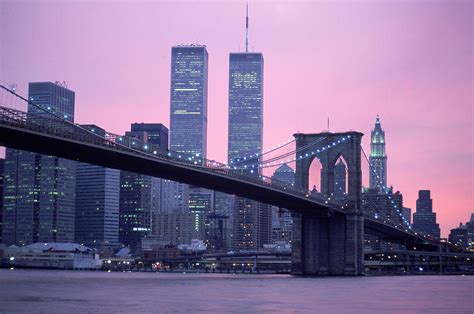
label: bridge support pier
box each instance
[291,211,364,276]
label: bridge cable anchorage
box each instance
[0,84,344,211]
[360,145,427,238]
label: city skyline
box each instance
[0,1,472,236]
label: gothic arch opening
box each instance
[308,156,323,194]
[333,155,348,201]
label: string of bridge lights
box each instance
[228,135,325,168]
[228,137,296,165]
[225,135,351,171]
[360,146,414,234]
[108,132,428,241]
[12,86,421,235]
[111,132,352,208]
[2,89,408,227]
[253,136,330,168]
[9,91,420,237]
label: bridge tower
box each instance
[291,131,364,275]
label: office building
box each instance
[228,10,270,251]
[119,124,169,250]
[130,122,169,231]
[75,125,120,247]
[362,187,404,250]
[448,214,473,251]
[170,45,208,157]
[449,223,469,250]
[228,51,264,165]
[412,190,440,239]
[213,192,233,251]
[130,123,168,149]
[3,82,76,245]
[155,212,205,245]
[168,44,212,237]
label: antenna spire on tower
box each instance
[245,3,249,52]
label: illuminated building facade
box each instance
[169,45,210,220]
[75,125,120,247]
[170,45,208,158]
[228,52,264,165]
[228,52,270,251]
[3,82,76,245]
[119,124,169,250]
[188,190,212,239]
[369,115,387,191]
[155,212,205,245]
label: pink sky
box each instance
[0,0,472,236]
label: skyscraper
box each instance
[412,190,440,239]
[119,123,169,250]
[369,115,387,191]
[170,45,208,158]
[188,190,212,242]
[229,8,270,251]
[169,44,212,230]
[228,52,264,165]
[130,122,169,231]
[159,180,189,213]
[3,82,76,245]
[75,125,120,247]
[119,168,152,250]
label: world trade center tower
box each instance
[170,45,208,158]
[227,6,270,251]
[228,52,264,167]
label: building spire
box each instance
[245,3,249,52]
[374,114,383,132]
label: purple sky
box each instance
[0,0,472,236]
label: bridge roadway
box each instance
[0,105,426,245]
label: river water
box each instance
[0,270,472,313]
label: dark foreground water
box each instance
[0,270,472,313]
